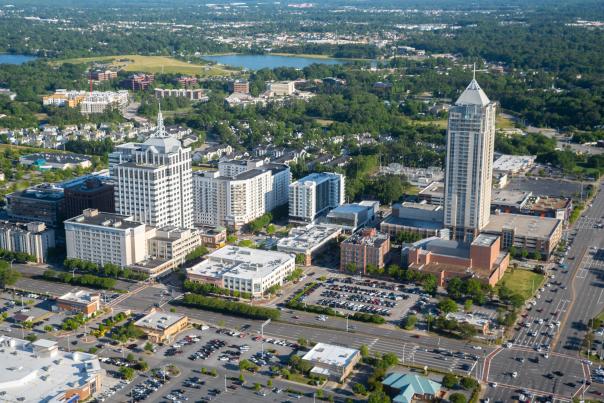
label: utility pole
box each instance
[261,319,271,358]
[224,373,227,392]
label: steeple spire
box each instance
[473,62,476,81]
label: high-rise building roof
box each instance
[455,79,490,106]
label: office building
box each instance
[193,160,290,229]
[154,88,208,101]
[64,177,115,220]
[443,77,496,241]
[134,309,188,343]
[186,246,295,297]
[289,172,345,223]
[0,221,55,263]
[340,228,391,273]
[196,225,227,248]
[418,181,444,206]
[147,226,202,267]
[407,234,509,286]
[19,152,92,170]
[90,70,118,81]
[112,111,193,229]
[56,290,101,317]
[230,79,250,94]
[6,184,65,228]
[301,343,360,382]
[122,74,155,91]
[65,209,149,268]
[268,81,296,96]
[482,213,563,258]
[325,201,378,233]
[0,336,103,402]
[277,224,342,266]
[380,202,446,240]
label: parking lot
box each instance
[299,276,418,323]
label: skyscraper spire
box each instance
[154,102,166,138]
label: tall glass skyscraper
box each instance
[444,77,496,241]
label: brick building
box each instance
[340,228,390,274]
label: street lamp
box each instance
[261,318,271,358]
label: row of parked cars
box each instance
[129,372,167,402]
[316,297,391,316]
[324,282,406,301]
[188,338,226,361]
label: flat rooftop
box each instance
[342,230,389,248]
[135,311,186,331]
[527,196,571,211]
[277,224,342,253]
[493,154,536,172]
[418,181,444,198]
[187,245,294,281]
[66,210,143,230]
[491,189,532,207]
[20,152,91,164]
[58,290,99,304]
[382,215,444,230]
[0,336,102,402]
[483,213,562,240]
[472,233,498,247]
[399,202,442,212]
[302,342,359,367]
[293,172,340,186]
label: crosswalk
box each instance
[108,283,151,307]
[574,216,603,231]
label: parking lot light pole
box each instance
[224,373,227,392]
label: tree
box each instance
[402,314,417,330]
[360,344,370,359]
[460,377,478,390]
[438,298,458,314]
[144,342,154,352]
[449,393,467,403]
[119,366,135,381]
[464,299,473,313]
[353,383,367,395]
[239,373,245,384]
[382,352,399,368]
[367,390,391,403]
[442,373,459,389]
[267,379,273,388]
[0,260,19,287]
[254,383,262,391]
[297,337,308,347]
[295,254,306,265]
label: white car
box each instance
[472,346,482,350]
[490,382,498,388]
[512,371,518,378]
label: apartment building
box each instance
[289,172,345,223]
[192,160,290,229]
[122,74,155,91]
[80,90,129,114]
[230,79,250,94]
[112,111,193,229]
[90,70,118,81]
[0,221,55,263]
[42,89,85,107]
[268,81,296,96]
[154,88,208,101]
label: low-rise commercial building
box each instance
[56,290,101,317]
[195,225,227,248]
[277,224,342,266]
[407,234,510,286]
[325,201,378,232]
[482,213,563,258]
[0,336,103,402]
[301,343,360,382]
[382,373,443,403]
[380,202,446,240]
[490,189,532,214]
[19,152,93,170]
[186,246,295,297]
[523,196,573,223]
[134,310,189,343]
[340,228,390,273]
[445,312,490,334]
[0,221,55,263]
[492,154,536,174]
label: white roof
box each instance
[187,245,294,282]
[0,336,101,402]
[135,311,186,331]
[277,224,342,254]
[302,342,359,368]
[455,79,490,106]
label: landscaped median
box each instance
[179,293,280,320]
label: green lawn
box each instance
[54,54,235,76]
[498,269,544,300]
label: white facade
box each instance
[444,78,496,241]
[0,221,55,263]
[113,112,193,229]
[186,245,295,296]
[192,160,290,229]
[80,90,129,114]
[268,81,296,96]
[65,209,149,267]
[289,172,345,223]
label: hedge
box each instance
[181,293,280,320]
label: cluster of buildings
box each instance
[224,79,314,107]
[154,88,208,101]
[42,89,129,114]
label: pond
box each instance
[201,54,343,70]
[0,54,38,65]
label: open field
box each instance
[55,55,235,76]
[496,114,515,129]
[497,269,544,300]
[412,118,447,129]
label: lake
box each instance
[0,54,38,65]
[201,54,343,70]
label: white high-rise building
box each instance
[193,160,290,229]
[444,75,496,241]
[112,110,193,228]
[289,172,345,223]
